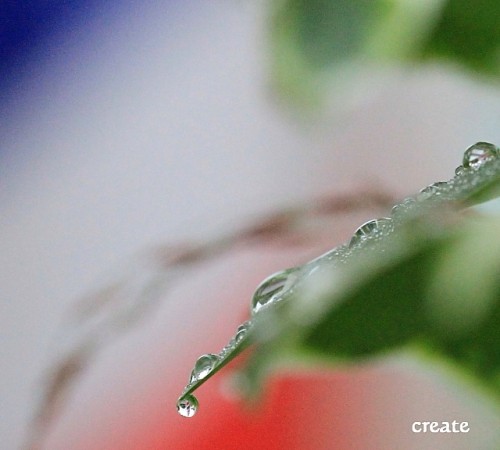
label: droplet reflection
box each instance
[251,268,298,313]
[349,218,393,248]
[177,394,199,418]
[189,354,219,383]
[462,142,499,169]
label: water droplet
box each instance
[218,344,232,358]
[455,165,465,176]
[189,354,219,383]
[462,142,499,169]
[177,394,199,418]
[418,187,436,201]
[235,322,250,343]
[349,218,393,248]
[391,198,416,217]
[218,321,251,358]
[307,245,348,267]
[418,181,447,200]
[251,268,298,313]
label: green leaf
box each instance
[240,153,500,402]
[298,216,500,397]
[177,147,500,414]
[300,234,443,359]
[463,167,500,205]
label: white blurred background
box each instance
[1,1,499,449]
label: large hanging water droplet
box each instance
[251,268,298,314]
[177,394,199,418]
[349,218,393,248]
[462,142,499,169]
[189,353,219,383]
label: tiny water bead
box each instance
[349,217,393,248]
[304,245,350,273]
[189,353,219,383]
[251,268,299,313]
[418,181,448,200]
[219,321,252,358]
[391,197,417,218]
[462,142,499,169]
[177,394,199,418]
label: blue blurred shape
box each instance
[0,1,110,84]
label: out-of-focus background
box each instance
[1,1,499,449]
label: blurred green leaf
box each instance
[272,0,381,70]
[270,0,386,106]
[270,0,500,106]
[420,0,500,76]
